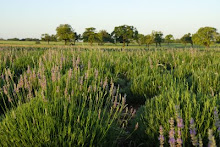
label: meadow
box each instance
[0,44,219,146]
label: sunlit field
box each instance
[0,45,219,146]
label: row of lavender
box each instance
[158,106,220,147]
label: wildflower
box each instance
[122,95,126,106]
[88,60,91,70]
[113,96,118,108]
[72,56,76,67]
[71,90,74,97]
[198,134,203,147]
[56,86,60,93]
[93,84,97,93]
[98,109,101,120]
[176,117,184,147]
[76,56,80,66]
[112,87,117,97]
[190,118,198,146]
[213,107,220,137]
[3,85,8,95]
[158,125,165,147]
[84,71,88,80]
[95,69,98,79]
[68,68,72,80]
[1,73,4,80]
[131,109,136,118]
[51,67,56,82]
[135,122,139,130]
[39,75,47,91]
[103,77,108,89]
[149,56,153,69]
[64,86,68,97]
[169,117,176,147]
[208,129,216,147]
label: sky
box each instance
[0,0,220,39]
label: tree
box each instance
[96,30,113,45]
[112,25,138,47]
[216,34,220,43]
[41,34,51,44]
[136,34,145,46]
[165,34,174,45]
[56,24,75,45]
[145,34,154,48]
[50,35,57,42]
[7,38,20,41]
[192,27,217,48]
[180,33,193,47]
[152,31,163,47]
[82,27,97,46]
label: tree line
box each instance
[4,24,220,48]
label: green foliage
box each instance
[112,25,138,47]
[145,34,154,48]
[41,33,51,44]
[82,27,97,46]
[97,30,113,45]
[56,24,75,45]
[181,33,193,47]
[192,27,218,48]
[152,31,163,47]
[216,35,220,43]
[165,34,174,45]
[136,34,145,46]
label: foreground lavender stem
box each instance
[176,117,184,147]
[158,125,165,147]
[190,118,198,146]
[208,129,216,147]
[198,134,203,147]
[169,117,176,147]
[213,107,220,137]
[175,105,184,147]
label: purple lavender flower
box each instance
[190,118,198,146]
[176,117,184,147]
[169,118,176,147]
[213,107,220,137]
[208,129,216,147]
[158,125,165,147]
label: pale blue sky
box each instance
[0,0,219,39]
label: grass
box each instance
[0,45,219,146]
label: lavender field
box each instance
[0,46,219,146]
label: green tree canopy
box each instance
[192,27,217,48]
[136,34,145,46]
[145,34,154,48]
[82,27,97,45]
[96,30,113,45]
[165,34,174,45]
[50,35,57,42]
[152,31,163,47]
[56,24,75,45]
[180,33,193,47]
[112,25,138,47]
[216,34,220,43]
[41,34,51,44]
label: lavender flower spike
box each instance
[158,125,165,147]
[169,118,176,147]
[208,129,216,147]
[213,107,220,138]
[190,118,198,146]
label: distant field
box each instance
[1,40,220,49]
